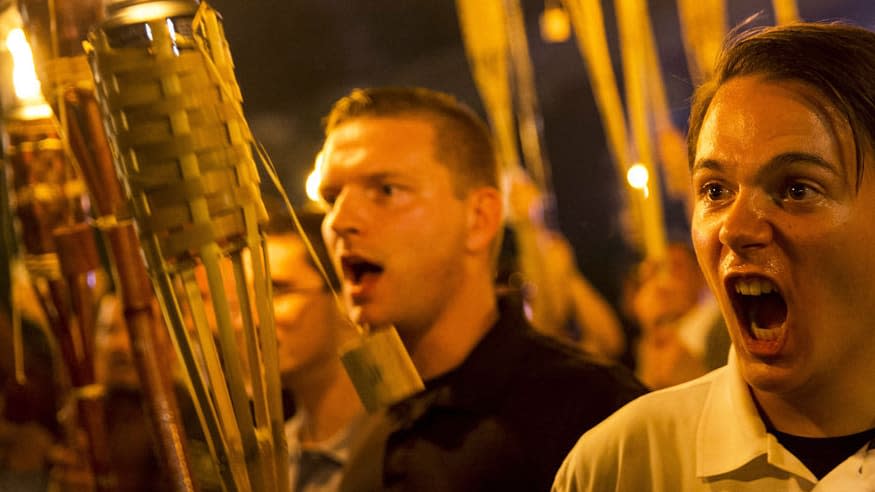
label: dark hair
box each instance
[688,22,875,187]
[262,196,339,290]
[324,86,500,195]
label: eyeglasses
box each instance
[271,282,328,297]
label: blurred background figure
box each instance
[92,293,217,492]
[629,242,730,389]
[0,316,58,491]
[0,266,62,492]
[94,296,140,392]
[92,295,164,492]
[504,169,626,360]
[262,202,365,492]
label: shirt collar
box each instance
[696,348,816,482]
[285,410,367,464]
[393,295,529,418]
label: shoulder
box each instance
[511,328,646,410]
[483,302,646,417]
[553,370,722,491]
[591,371,716,436]
[498,330,647,472]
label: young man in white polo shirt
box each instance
[554,22,875,491]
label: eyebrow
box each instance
[320,170,408,190]
[690,158,722,174]
[363,171,403,183]
[692,152,842,176]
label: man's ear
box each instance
[465,186,504,253]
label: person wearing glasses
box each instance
[263,205,365,492]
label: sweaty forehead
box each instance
[696,76,855,170]
[324,116,436,157]
[319,116,443,185]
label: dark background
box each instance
[207,0,874,313]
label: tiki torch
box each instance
[1,24,117,490]
[86,2,288,491]
[17,0,196,489]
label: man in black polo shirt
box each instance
[315,86,645,491]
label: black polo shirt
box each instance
[341,295,647,491]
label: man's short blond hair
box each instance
[325,87,501,197]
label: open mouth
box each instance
[728,277,788,342]
[341,256,384,284]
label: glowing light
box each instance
[626,163,650,198]
[626,163,649,189]
[540,6,571,43]
[124,3,175,25]
[305,151,325,203]
[164,19,179,55]
[6,28,43,103]
[16,103,53,119]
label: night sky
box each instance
[208,0,875,311]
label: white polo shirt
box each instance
[553,350,875,491]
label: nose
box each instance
[717,189,773,252]
[271,296,295,324]
[324,187,365,240]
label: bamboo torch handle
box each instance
[54,223,117,492]
[62,86,197,492]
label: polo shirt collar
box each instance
[696,348,815,482]
[393,295,528,419]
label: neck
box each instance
[403,272,498,380]
[286,359,363,443]
[752,374,875,437]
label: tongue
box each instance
[749,292,787,329]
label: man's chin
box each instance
[347,303,389,328]
[740,357,804,396]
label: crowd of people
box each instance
[2,19,874,492]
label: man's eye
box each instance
[320,192,337,206]
[785,182,811,200]
[380,184,395,196]
[703,183,729,201]
[271,280,298,296]
[271,280,289,293]
[271,280,324,296]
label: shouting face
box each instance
[691,75,875,405]
[319,116,471,337]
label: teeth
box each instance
[751,320,782,341]
[734,278,776,296]
[739,278,785,341]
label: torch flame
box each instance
[305,151,325,204]
[6,28,43,104]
